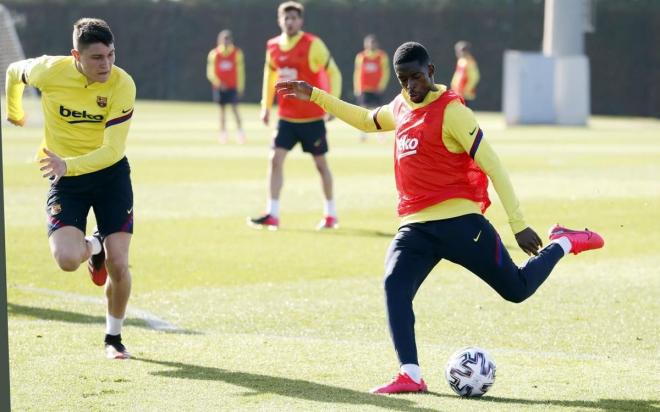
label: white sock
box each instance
[106,313,124,336]
[85,235,102,255]
[551,236,572,256]
[400,364,422,383]
[267,199,280,217]
[324,199,336,217]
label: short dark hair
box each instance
[278,1,304,17]
[393,42,430,66]
[455,40,471,53]
[218,29,233,41]
[73,18,113,51]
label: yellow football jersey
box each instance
[5,55,136,175]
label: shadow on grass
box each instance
[7,303,199,334]
[428,391,659,411]
[138,358,435,412]
[282,227,395,239]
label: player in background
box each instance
[450,40,480,108]
[275,42,604,394]
[5,18,137,359]
[249,1,342,231]
[206,29,246,144]
[353,34,389,142]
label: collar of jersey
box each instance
[401,84,448,109]
[68,56,105,89]
[363,49,381,58]
[217,44,235,55]
[278,31,304,51]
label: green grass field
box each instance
[3,100,659,411]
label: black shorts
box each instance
[214,88,238,106]
[46,157,134,238]
[273,119,328,155]
[358,92,383,108]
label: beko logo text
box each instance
[59,105,104,123]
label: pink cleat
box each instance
[248,214,279,231]
[370,373,428,394]
[236,130,246,144]
[548,224,604,255]
[316,216,339,230]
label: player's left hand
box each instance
[325,113,335,122]
[39,148,67,185]
[515,227,543,256]
[275,80,313,101]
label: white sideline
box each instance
[14,286,182,332]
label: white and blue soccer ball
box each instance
[445,346,496,397]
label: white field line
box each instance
[14,286,182,332]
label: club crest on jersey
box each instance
[397,135,419,159]
[97,96,107,107]
[49,203,62,216]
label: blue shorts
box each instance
[273,119,328,155]
[358,92,383,108]
[46,157,134,238]
[214,88,238,106]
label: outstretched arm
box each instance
[275,80,395,132]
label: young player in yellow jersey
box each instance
[450,40,480,108]
[206,29,246,144]
[249,1,342,231]
[354,34,389,142]
[5,18,136,359]
[277,42,604,394]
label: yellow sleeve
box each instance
[378,52,390,92]
[5,55,54,122]
[309,38,342,98]
[443,102,526,234]
[310,87,395,132]
[260,51,277,111]
[465,59,480,93]
[236,49,245,95]
[64,76,136,176]
[353,53,363,96]
[206,49,220,88]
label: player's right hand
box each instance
[261,109,270,126]
[7,116,26,127]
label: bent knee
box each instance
[53,253,82,272]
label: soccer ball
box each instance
[445,346,496,397]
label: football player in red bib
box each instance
[275,42,604,394]
[249,1,342,231]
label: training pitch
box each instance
[3,100,659,411]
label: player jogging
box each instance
[206,29,246,144]
[5,18,136,359]
[249,1,342,231]
[275,42,604,394]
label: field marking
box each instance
[14,286,183,332]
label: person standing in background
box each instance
[249,1,342,231]
[354,34,389,142]
[450,40,480,109]
[207,30,246,144]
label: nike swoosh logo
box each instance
[127,207,133,214]
[473,230,482,242]
[469,127,477,136]
[121,108,133,114]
